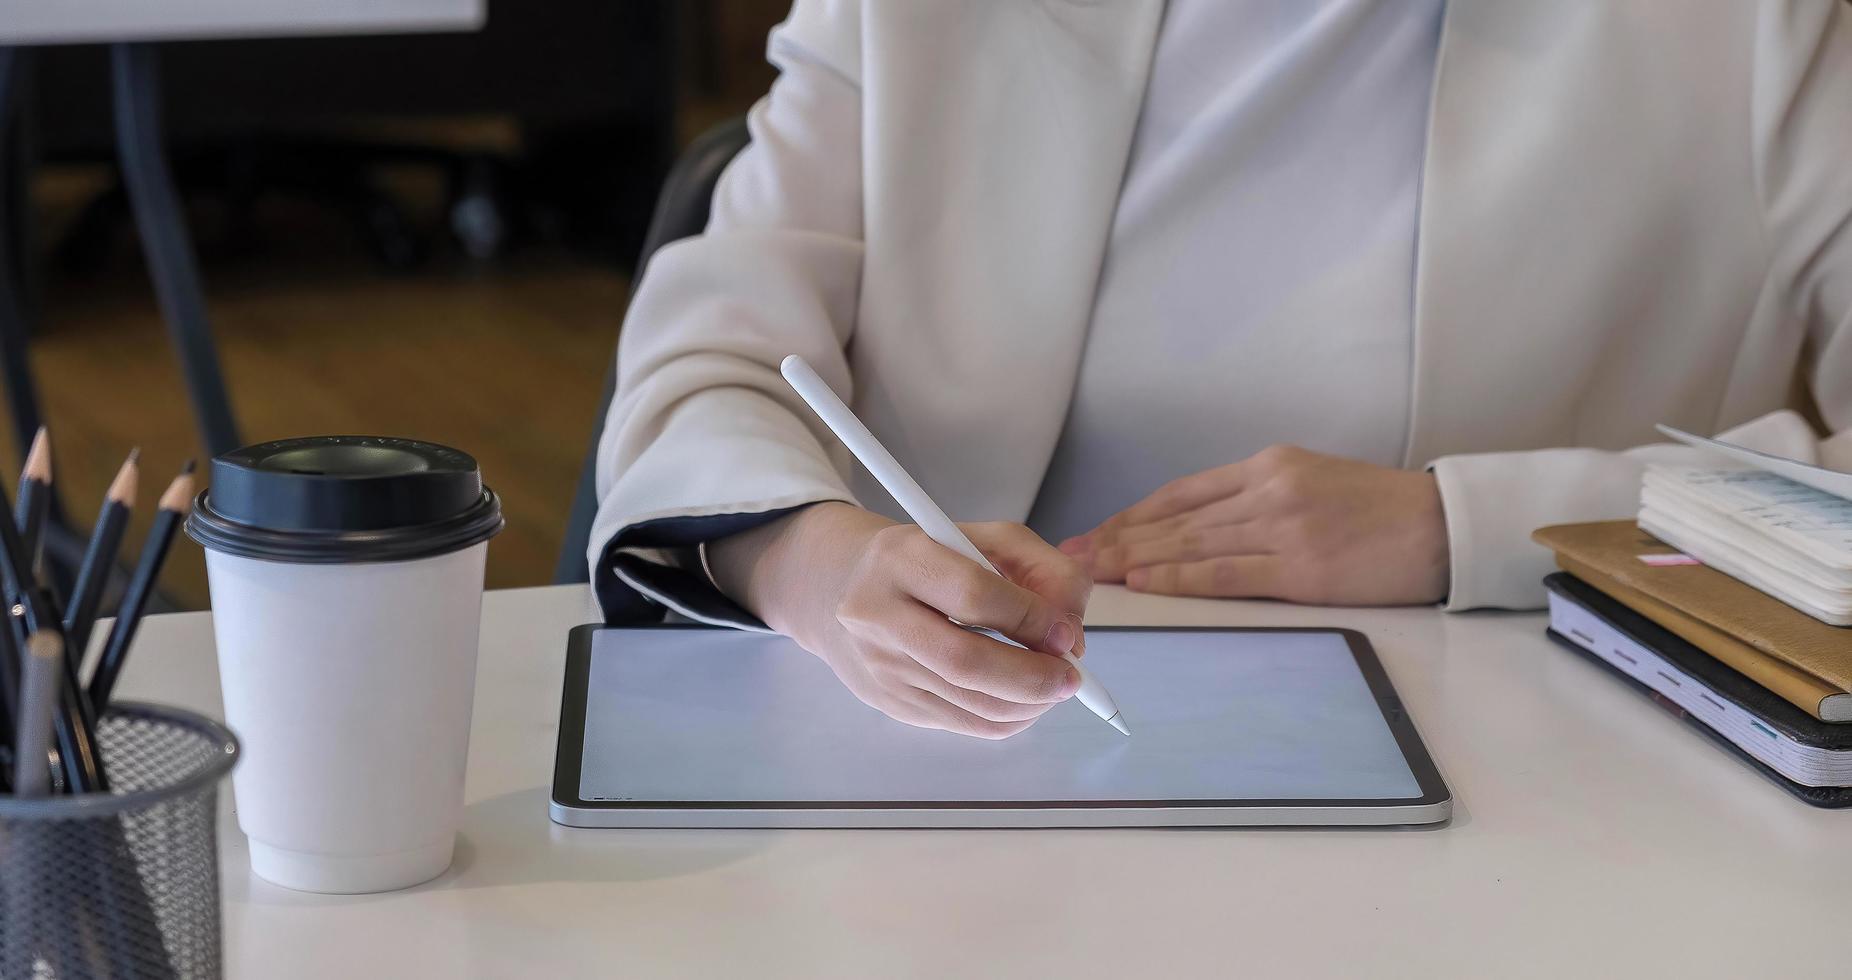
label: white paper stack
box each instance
[1639,427,1852,626]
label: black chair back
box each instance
[554,117,752,583]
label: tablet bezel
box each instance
[550,623,1452,828]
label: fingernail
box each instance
[1126,568,1149,591]
[1044,618,1076,655]
[1058,536,1091,557]
[1061,666,1083,699]
[1069,615,1087,658]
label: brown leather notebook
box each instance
[1532,521,1852,721]
[1555,555,1846,720]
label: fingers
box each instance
[963,521,1091,657]
[866,601,1081,705]
[892,686,1038,740]
[871,527,1081,656]
[1088,492,1270,552]
[1065,446,1315,560]
[1088,522,1271,583]
[1125,554,1285,598]
[829,603,1073,738]
[825,522,1092,740]
[1089,460,1250,536]
[814,639,1041,739]
[964,522,1093,614]
[899,660,1060,724]
[913,563,1066,653]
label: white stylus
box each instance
[781,354,1130,735]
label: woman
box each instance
[589,0,1852,738]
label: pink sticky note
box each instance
[1638,553,1701,567]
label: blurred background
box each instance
[0,1,790,609]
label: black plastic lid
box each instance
[186,436,504,564]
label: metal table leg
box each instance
[0,47,51,465]
[0,52,79,600]
[110,43,241,457]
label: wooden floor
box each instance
[5,177,630,609]
[0,4,792,610]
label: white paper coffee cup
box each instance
[188,436,503,894]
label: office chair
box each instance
[555,116,751,583]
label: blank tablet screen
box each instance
[573,627,1424,805]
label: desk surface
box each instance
[0,0,483,45]
[112,585,1848,979]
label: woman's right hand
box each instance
[708,502,1090,739]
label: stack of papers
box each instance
[1639,428,1852,626]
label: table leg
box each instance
[109,43,242,458]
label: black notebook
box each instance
[1544,573,1852,809]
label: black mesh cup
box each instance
[0,703,239,980]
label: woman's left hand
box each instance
[1059,445,1451,605]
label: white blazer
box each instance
[590,0,1852,621]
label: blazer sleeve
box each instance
[1428,0,1852,612]
[585,0,868,627]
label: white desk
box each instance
[112,585,1849,979]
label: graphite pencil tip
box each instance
[106,450,140,504]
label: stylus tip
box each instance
[1107,713,1131,737]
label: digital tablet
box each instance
[550,625,1450,828]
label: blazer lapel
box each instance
[853,0,1166,521]
[1403,0,1453,470]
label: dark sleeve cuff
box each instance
[592,505,821,629]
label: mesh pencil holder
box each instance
[0,703,239,980]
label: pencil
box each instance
[13,632,63,797]
[0,492,103,795]
[2,469,167,980]
[63,449,138,667]
[0,475,103,792]
[0,458,38,606]
[4,632,65,976]
[14,426,51,577]
[88,462,193,712]
[40,591,107,794]
[0,474,50,629]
